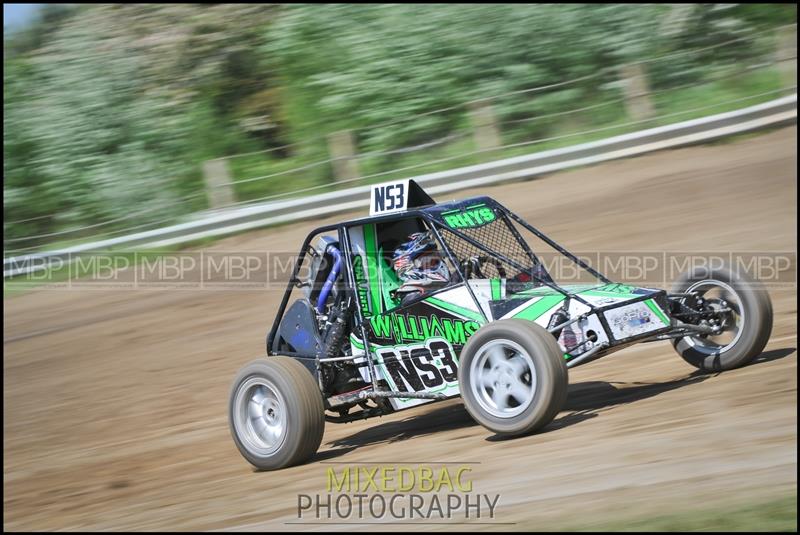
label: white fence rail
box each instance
[4,93,796,278]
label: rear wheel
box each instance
[229,357,325,470]
[458,319,568,436]
[671,264,772,372]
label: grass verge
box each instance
[549,493,797,532]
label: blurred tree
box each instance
[267,4,672,151]
[3,3,793,247]
[4,4,281,244]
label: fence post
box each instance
[468,99,502,153]
[659,4,694,37]
[619,63,656,122]
[202,158,236,209]
[776,25,797,89]
[327,130,361,183]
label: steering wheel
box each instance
[460,255,507,279]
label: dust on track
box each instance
[3,127,797,531]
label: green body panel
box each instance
[513,282,643,300]
[512,295,566,321]
[362,223,383,316]
[490,278,502,300]
[377,246,402,311]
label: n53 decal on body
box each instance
[375,338,459,393]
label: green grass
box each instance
[227,141,334,203]
[653,67,785,120]
[548,493,797,532]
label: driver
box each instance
[391,231,450,305]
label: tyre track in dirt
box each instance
[3,127,796,531]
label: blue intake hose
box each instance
[316,245,342,313]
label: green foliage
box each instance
[4,4,279,247]
[3,4,794,251]
[268,4,658,148]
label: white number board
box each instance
[370,179,409,216]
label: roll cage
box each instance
[265,195,717,419]
[269,196,615,359]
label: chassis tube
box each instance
[315,245,342,313]
[566,342,609,368]
[428,220,488,321]
[266,232,314,353]
[266,223,341,354]
[431,219,597,310]
[328,388,449,409]
[503,208,612,284]
[338,226,381,391]
[548,312,591,334]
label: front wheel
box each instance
[671,264,773,372]
[458,319,568,436]
[229,357,325,470]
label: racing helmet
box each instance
[392,231,450,291]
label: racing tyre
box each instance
[671,264,772,372]
[229,357,325,470]
[458,319,568,436]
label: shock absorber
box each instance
[323,314,347,359]
[547,298,571,338]
[317,303,350,392]
[321,296,352,360]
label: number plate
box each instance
[370,179,409,215]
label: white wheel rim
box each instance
[233,377,287,456]
[470,339,537,419]
[683,279,745,355]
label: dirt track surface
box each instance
[4,127,797,531]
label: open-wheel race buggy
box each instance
[229,180,773,470]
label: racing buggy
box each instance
[229,180,773,470]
